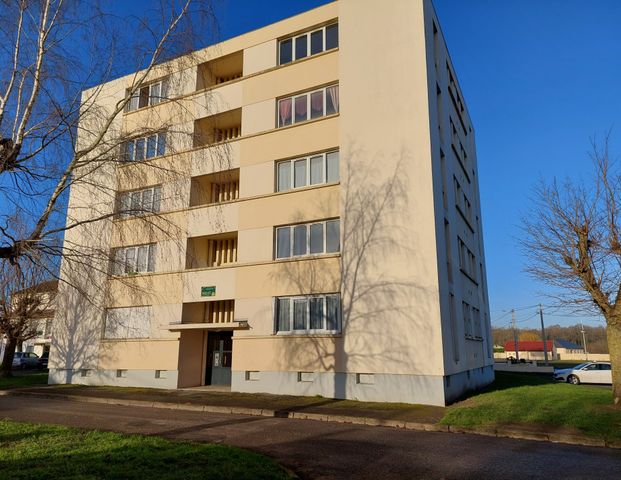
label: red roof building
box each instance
[504,341,553,352]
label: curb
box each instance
[1,389,617,449]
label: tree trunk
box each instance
[0,336,17,378]
[608,322,621,406]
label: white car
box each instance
[553,362,612,385]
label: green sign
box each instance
[201,286,216,297]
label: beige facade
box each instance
[49,0,493,405]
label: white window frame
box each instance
[278,22,338,65]
[277,84,339,128]
[275,219,340,259]
[112,243,157,276]
[122,131,166,162]
[275,294,341,334]
[125,78,169,112]
[276,150,339,192]
[118,186,162,219]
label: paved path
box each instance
[1,396,620,480]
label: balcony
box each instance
[185,233,238,270]
[190,169,239,207]
[196,51,243,90]
[193,109,242,148]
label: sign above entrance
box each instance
[201,286,216,297]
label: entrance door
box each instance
[205,332,232,385]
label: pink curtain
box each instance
[311,91,323,111]
[279,98,292,125]
[295,95,307,119]
[328,85,339,112]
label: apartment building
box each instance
[49,0,494,406]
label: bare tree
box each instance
[522,136,621,405]
[0,257,55,377]
[0,0,218,267]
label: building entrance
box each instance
[205,332,232,385]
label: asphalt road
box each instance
[1,396,620,480]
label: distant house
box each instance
[503,339,584,361]
[0,279,58,361]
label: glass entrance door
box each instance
[205,332,232,385]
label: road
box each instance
[0,396,620,479]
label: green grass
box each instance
[0,420,292,480]
[0,372,48,389]
[443,372,621,442]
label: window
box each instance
[453,176,473,224]
[462,301,473,338]
[122,132,166,162]
[275,219,340,259]
[275,294,341,333]
[276,150,339,192]
[277,85,339,127]
[473,307,482,338]
[117,186,161,218]
[125,78,169,112]
[104,306,151,339]
[112,243,157,275]
[458,237,477,282]
[278,23,338,65]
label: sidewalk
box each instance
[2,384,618,449]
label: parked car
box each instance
[553,362,612,385]
[12,352,41,370]
[38,351,49,370]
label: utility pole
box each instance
[580,323,588,361]
[539,304,549,365]
[512,309,519,362]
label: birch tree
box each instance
[522,137,621,405]
[0,0,216,269]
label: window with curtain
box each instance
[276,150,339,192]
[277,85,339,128]
[275,219,340,259]
[125,78,169,112]
[275,294,341,333]
[117,186,161,218]
[278,23,338,65]
[122,131,166,162]
[111,243,157,275]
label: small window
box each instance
[310,30,323,55]
[277,161,292,191]
[326,151,339,183]
[310,91,324,119]
[295,35,308,60]
[276,227,291,259]
[294,95,307,123]
[293,225,307,256]
[278,98,292,127]
[279,38,292,64]
[326,24,339,50]
[309,223,324,254]
[310,155,323,185]
[294,158,307,188]
[326,220,340,253]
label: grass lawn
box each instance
[443,372,621,443]
[0,372,48,389]
[0,420,292,480]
